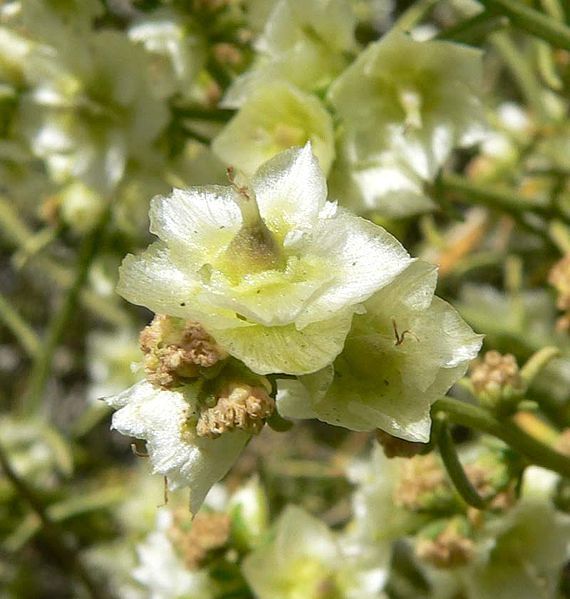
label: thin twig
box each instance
[0,440,110,598]
[0,293,40,357]
[22,208,111,414]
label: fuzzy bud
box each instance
[470,350,526,413]
[168,509,231,570]
[139,315,227,389]
[416,519,474,569]
[196,380,274,438]
[548,255,570,332]
[393,455,453,512]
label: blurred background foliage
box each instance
[3,0,570,597]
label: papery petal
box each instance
[106,381,248,514]
[275,366,333,420]
[296,209,411,327]
[212,81,335,178]
[212,310,354,375]
[116,242,201,319]
[252,143,327,235]
[149,187,242,265]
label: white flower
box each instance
[105,381,248,514]
[20,30,168,193]
[329,143,436,218]
[242,504,385,598]
[347,445,421,544]
[222,0,356,108]
[328,29,485,187]
[213,81,335,177]
[86,327,142,403]
[133,511,217,599]
[277,260,483,441]
[128,8,205,99]
[426,500,570,599]
[118,144,411,375]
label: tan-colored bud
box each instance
[416,525,474,569]
[556,429,570,456]
[168,509,231,570]
[375,429,427,459]
[470,350,525,411]
[196,381,274,438]
[139,315,227,389]
[548,255,570,331]
[213,43,243,67]
[464,463,515,511]
[393,455,450,511]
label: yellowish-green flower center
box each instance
[398,87,423,130]
[273,122,308,150]
[222,174,285,276]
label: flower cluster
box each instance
[105,144,481,512]
[7,0,570,596]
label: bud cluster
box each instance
[139,314,227,389]
[470,350,526,412]
[168,508,231,569]
[196,380,275,438]
[548,255,570,331]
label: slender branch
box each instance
[173,105,234,123]
[432,398,570,478]
[0,293,40,357]
[180,124,212,145]
[0,440,109,599]
[22,208,111,414]
[436,420,488,509]
[490,33,549,120]
[437,12,509,44]
[393,0,439,31]
[481,0,570,51]
[0,196,128,327]
[435,172,554,240]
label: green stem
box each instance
[0,196,128,327]
[0,293,40,357]
[432,398,570,478]
[437,420,487,509]
[482,0,570,50]
[435,172,553,239]
[22,208,111,414]
[173,105,234,123]
[0,440,109,599]
[393,0,439,32]
[181,124,212,145]
[540,0,565,21]
[437,11,509,44]
[490,32,549,119]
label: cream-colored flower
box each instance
[213,81,334,176]
[329,30,485,178]
[278,261,483,441]
[222,0,356,108]
[118,144,411,375]
[105,381,249,514]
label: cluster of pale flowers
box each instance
[85,440,570,599]
[105,144,482,513]
[212,0,486,218]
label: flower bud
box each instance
[548,255,570,331]
[415,517,474,569]
[470,350,526,414]
[168,508,231,569]
[196,379,274,438]
[139,315,227,389]
[393,454,454,512]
